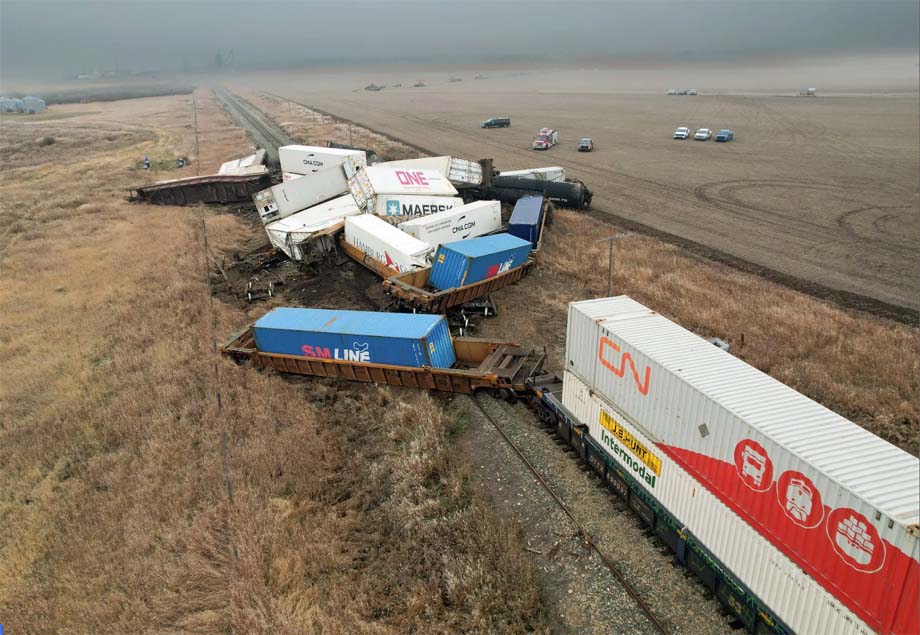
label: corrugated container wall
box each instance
[254,307,455,368]
[398,200,502,249]
[348,166,458,215]
[252,167,351,224]
[279,145,366,177]
[507,195,545,248]
[372,195,464,224]
[564,296,919,634]
[265,194,360,260]
[562,371,879,635]
[428,233,532,290]
[344,215,432,273]
[378,156,483,187]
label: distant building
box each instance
[22,96,47,113]
[0,97,24,112]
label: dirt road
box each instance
[246,66,919,310]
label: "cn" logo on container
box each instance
[395,170,429,186]
[598,337,651,396]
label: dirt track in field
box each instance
[238,62,919,312]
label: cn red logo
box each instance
[395,170,429,186]
[598,337,651,395]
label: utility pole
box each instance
[348,122,353,146]
[595,235,619,297]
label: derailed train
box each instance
[224,297,919,635]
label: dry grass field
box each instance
[0,92,545,633]
[243,57,920,311]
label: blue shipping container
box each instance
[253,307,456,368]
[508,195,545,248]
[428,233,532,290]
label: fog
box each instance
[2,1,918,81]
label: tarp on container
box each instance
[265,194,360,260]
[565,295,920,635]
[378,156,483,187]
[507,196,545,248]
[428,233,532,290]
[348,166,458,215]
[253,307,455,368]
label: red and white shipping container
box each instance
[278,145,366,178]
[377,156,483,188]
[347,166,459,217]
[564,296,919,635]
[344,214,431,273]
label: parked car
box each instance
[667,89,677,95]
[715,129,735,142]
[688,88,698,96]
[694,128,712,141]
[481,117,511,128]
[577,138,594,152]
[673,127,691,139]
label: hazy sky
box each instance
[2,1,918,80]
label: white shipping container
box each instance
[371,195,464,225]
[264,194,360,261]
[498,166,566,182]
[348,166,459,215]
[398,200,501,249]
[279,145,366,177]
[344,214,432,273]
[378,156,483,187]
[252,166,351,225]
[564,296,919,634]
[282,172,304,182]
[562,371,878,635]
[218,149,266,175]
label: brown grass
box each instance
[541,212,919,454]
[0,90,545,633]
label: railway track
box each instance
[469,394,672,635]
[213,87,292,163]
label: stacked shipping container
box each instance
[563,296,919,635]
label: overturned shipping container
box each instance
[348,166,459,217]
[507,195,547,249]
[264,194,360,261]
[378,156,483,188]
[398,200,501,249]
[344,214,431,273]
[428,233,532,290]
[564,296,919,635]
[278,145,366,177]
[253,307,455,368]
[253,166,353,225]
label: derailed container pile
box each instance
[428,233,532,290]
[254,307,455,368]
[562,296,919,635]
